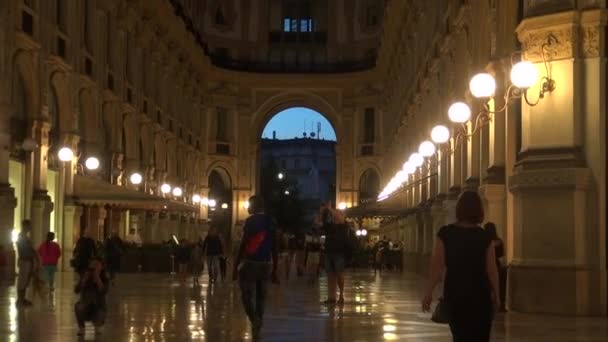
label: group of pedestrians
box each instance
[174,228,226,286]
[12,190,507,341]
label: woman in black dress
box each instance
[422,191,500,342]
[485,222,507,311]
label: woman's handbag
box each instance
[431,298,450,324]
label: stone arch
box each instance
[49,70,76,134]
[251,91,341,144]
[359,167,381,204]
[78,88,97,145]
[205,161,235,189]
[13,50,38,120]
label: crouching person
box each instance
[75,258,109,336]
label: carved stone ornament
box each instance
[508,167,590,192]
[518,26,577,62]
[581,25,600,58]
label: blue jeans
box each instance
[239,261,270,325]
[42,265,57,289]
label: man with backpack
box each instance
[233,195,278,340]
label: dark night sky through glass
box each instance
[261,107,337,141]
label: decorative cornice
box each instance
[509,167,590,192]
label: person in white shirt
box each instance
[125,229,143,247]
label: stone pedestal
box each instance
[61,202,82,271]
[0,184,16,280]
[30,191,53,247]
[509,167,604,314]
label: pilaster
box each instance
[509,10,607,315]
[0,184,16,280]
[61,202,82,271]
[30,190,53,246]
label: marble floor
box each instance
[0,271,607,341]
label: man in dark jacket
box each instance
[233,195,278,340]
[104,231,123,284]
[73,230,97,279]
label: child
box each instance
[75,258,109,336]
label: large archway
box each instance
[208,168,232,244]
[258,107,337,232]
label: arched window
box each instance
[359,168,380,204]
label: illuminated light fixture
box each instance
[469,73,496,98]
[192,194,201,203]
[284,190,290,195]
[58,147,74,162]
[419,141,436,157]
[201,197,209,206]
[338,202,347,210]
[402,161,416,174]
[448,102,472,123]
[243,201,250,209]
[408,152,424,167]
[356,230,362,237]
[85,157,100,170]
[431,125,451,144]
[510,61,538,89]
[361,229,368,236]
[172,187,183,197]
[395,170,407,184]
[161,183,172,194]
[277,173,284,180]
[208,199,217,208]
[221,203,228,209]
[129,172,143,185]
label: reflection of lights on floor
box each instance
[384,318,398,324]
[383,332,398,340]
[383,324,396,332]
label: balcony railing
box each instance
[208,54,376,74]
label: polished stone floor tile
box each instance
[1,271,607,341]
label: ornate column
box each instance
[145,211,160,243]
[61,134,82,270]
[509,10,606,315]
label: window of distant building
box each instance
[295,159,300,168]
[283,18,313,32]
[281,160,287,169]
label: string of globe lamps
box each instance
[377,35,557,201]
[53,148,223,208]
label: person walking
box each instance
[75,257,109,336]
[485,222,507,312]
[73,229,97,278]
[16,220,38,307]
[233,195,278,340]
[190,242,204,287]
[201,227,223,282]
[175,239,190,284]
[104,231,123,285]
[37,232,61,291]
[422,191,500,342]
[320,203,349,305]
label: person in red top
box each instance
[38,232,61,291]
